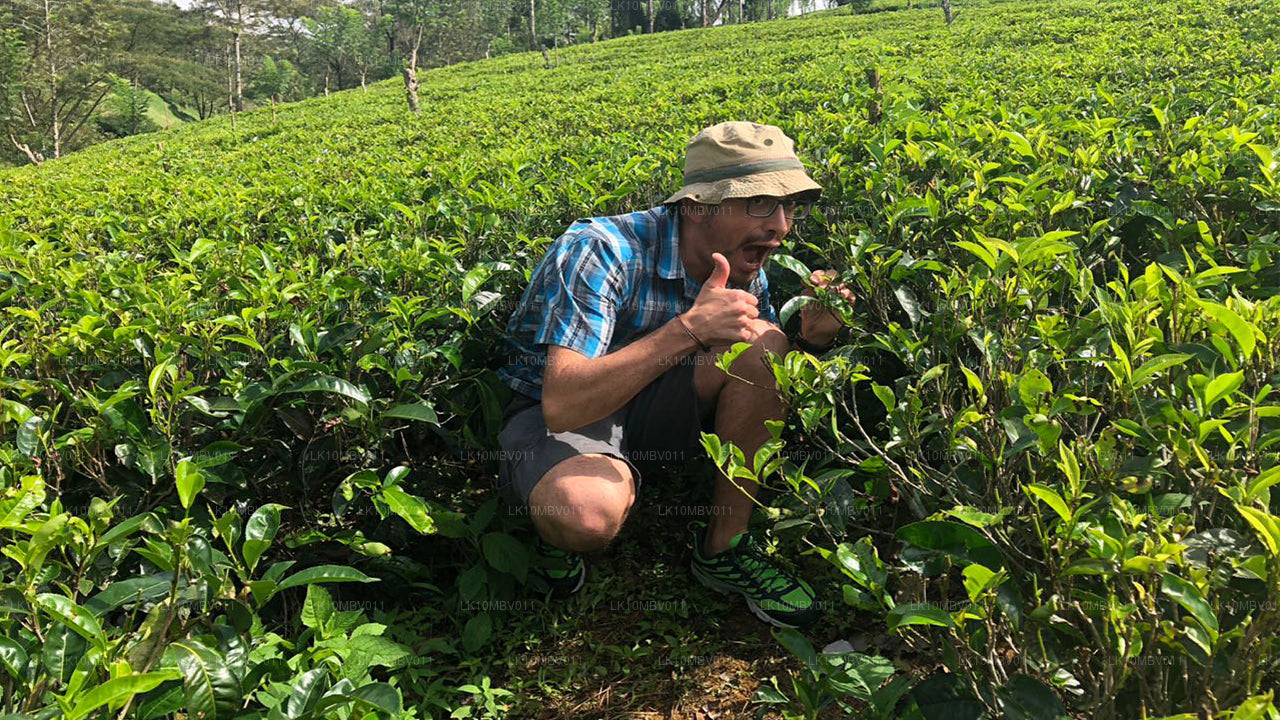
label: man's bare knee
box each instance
[529,454,634,552]
[712,326,788,383]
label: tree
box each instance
[0,29,25,159]
[94,75,157,137]
[1,0,120,164]
[109,0,226,120]
[385,0,474,109]
[196,0,279,111]
[248,55,298,118]
[306,6,359,92]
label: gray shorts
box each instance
[495,358,715,507]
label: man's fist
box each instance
[799,270,856,345]
[684,253,768,346]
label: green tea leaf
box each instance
[273,565,376,594]
[42,622,88,685]
[66,671,182,720]
[282,374,370,404]
[996,675,1070,720]
[286,667,328,719]
[16,416,42,457]
[481,532,528,583]
[886,602,955,630]
[350,683,403,714]
[1025,484,1071,524]
[1160,572,1219,643]
[383,401,439,425]
[0,637,28,680]
[1197,300,1256,360]
[896,520,1005,571]
[769,253,811,281]
[175,458,205,510]
[380,485,437,535]
[242,503,286,572]
[1237,506,1280,557]
[0,474,45,529]
[36,593,107,649]
[1131,353,1193,388]
[301,584,335,633]
[1204,371,1245,410]
[84,575,171,616]
[172,640,241,719]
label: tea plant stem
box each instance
[20,679,46,713]
[1070,599,1114,714]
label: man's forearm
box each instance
[542,317,700,433]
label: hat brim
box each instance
[663,168,823,205]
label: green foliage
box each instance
[1,0,1279,716]
[249,57,302,105]
[94,75,160,138]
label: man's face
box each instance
[696,196,795,286]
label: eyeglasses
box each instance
[743,195,813,220]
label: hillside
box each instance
[2,0,1279,717]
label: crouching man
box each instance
[494,121,855,628]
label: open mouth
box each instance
[738,242,777,272]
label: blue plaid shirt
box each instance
[497,203,780,400]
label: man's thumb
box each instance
[707,253,730,289]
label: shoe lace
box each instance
[735,535,794,594]
[535,537,577,565]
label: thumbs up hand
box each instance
[682,253,769,347]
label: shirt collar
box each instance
[656,204,683,280]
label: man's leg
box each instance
[527,453,635,553]
[692,325,791,556]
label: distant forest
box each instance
[0,0,845,166]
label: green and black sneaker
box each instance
[529,534,586,598]
[690,523,819,628]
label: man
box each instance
[494,121,855,628]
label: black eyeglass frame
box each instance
[742,194,817,220]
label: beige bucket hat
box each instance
[663,121,823,205]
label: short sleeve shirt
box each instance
[497,203,780,400]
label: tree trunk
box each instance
[42,0,60,158]
[323,71,330,96]
[708,0,732,25]
[529,0,537,51]
[738,0,744,23]
[941,0,953,24]
[646,0,654,32]
[226,43,234,110]
[233,30,243,110]
[9,134,43,165]
[402,26,421,113]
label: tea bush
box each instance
[1,0,1279,716]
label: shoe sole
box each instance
[690,562,801,629]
